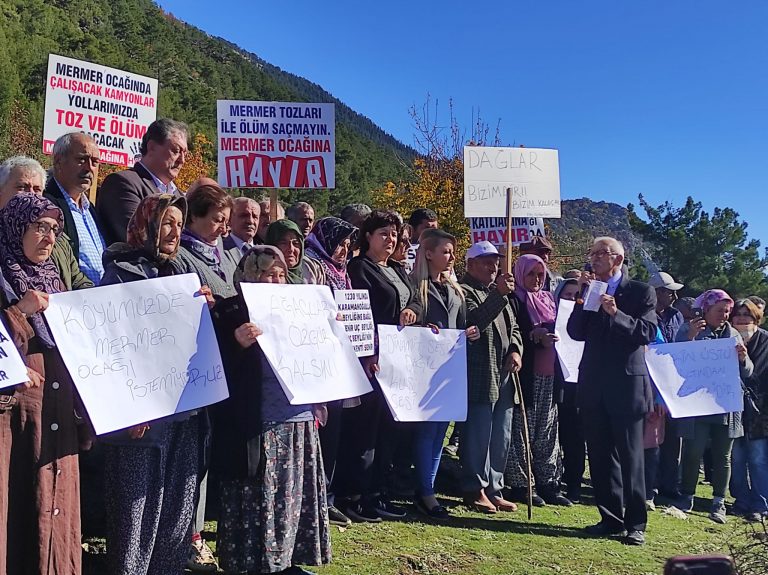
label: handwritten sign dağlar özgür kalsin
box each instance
[44,274,228,434]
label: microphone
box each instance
[576,263,593,305]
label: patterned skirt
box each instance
[218,420,331,574]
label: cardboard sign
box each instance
[44,54,158,167]
[554,299,584,383]
[469,217,545,248]
[217,100,335,188]
[464,146,560,218]
[0,317,28,390]
[644,338,744,418]
[334,289,375,357]
[45,274,228,434]
[240,283,371,404]
[377,325,468,422]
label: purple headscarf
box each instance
[514,254,556,326]
[695,289,734,312]
[0,193,64,347]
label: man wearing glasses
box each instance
[567,236,658,546]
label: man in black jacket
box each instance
[567,236,657,546]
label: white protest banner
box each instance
[644,338,743,418]
[377,325,468,422]
[217,100,335,188]
[554,299,584,383]
[334,290,374,357]
[44,54,158,167]
[464,146,560,218]
[44,274,228,435]
[0,319,28,390]
[240,284,371,404]
[469,217,545,249]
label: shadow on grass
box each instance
[408,513,593,539]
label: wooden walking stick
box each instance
[506,186,534,520]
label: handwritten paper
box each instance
[334,289,374,357]
[0,317,28,390]
[583,280,608,312]
[644,338,743,418]
[45,274,228,435]
[554,299,584,383]
[377,325,467,422]
[240,283,372,404]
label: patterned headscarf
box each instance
[126,194,188,263]
[305,216,357,291]
[233,244,287,292]
[514,254,557,325]
[695,289,734,312]
[265,219,305,285]
[0,193,64,347]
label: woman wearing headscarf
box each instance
[0,193,84,574]
[303,216,358,527]
[100,194,208,575]
[675,289,753,523]
[729,299,768,520]
[266,218,326,285]
[505,254,572,506]
[210,245,331,575]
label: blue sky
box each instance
[158,0,768,248]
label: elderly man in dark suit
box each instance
[97,118,188,245]
[567,236,657,546]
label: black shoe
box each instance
[566,490,581,504]
[414,498,451,521]
[584,521,627,537]
[506,487,546,507]
[373,497,407,519]
[327,505,352,527]
[624,530,645,546]
[543,493,573,507]
[343,501,382,523]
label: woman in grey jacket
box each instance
[674,289,753,523]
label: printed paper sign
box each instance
[240,283,371,404]
[464,146,560,218]
[377,325,468,422]
[644,338,744,418]
[45,274,228,434]
[0,318,28,390]
[554,299,584,383]
[217,100,335,189]
[44,54,158,167]
[334,289,374,357]
[469,217,545,249]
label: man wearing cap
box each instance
[648,271,686,500]
[519,237,558,291]
[459,241,524,514]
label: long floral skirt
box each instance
[218,420,331,574]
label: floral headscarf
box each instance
[514,254,556,325]
[0,193,64,347]
[233,244,287,292]
[126,194,187,263]
[695,289,734,312]
[305,216,357,291]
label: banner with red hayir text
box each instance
[217,100,335,189]
[469,217,545,249]
[43,54,158,167]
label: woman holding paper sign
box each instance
[409,228,480,519]
[0,193,87,575]
[210,244,330,575]
[675,289,753,524]
[505,254,572,507]
[334,209,421,523]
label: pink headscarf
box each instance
[514,254,556,326]
[695,289,734,312]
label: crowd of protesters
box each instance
[1,119,767,575]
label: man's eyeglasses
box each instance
[588,249,616,259]
[33,221,61,238]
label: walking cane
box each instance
[512,370,534,520]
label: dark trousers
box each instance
[658,414,682,495]
[582,403,647,532]
[558,385,585,494]
[319,400,343,507]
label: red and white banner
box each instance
[43,54,158,167]
[217,100,335,189]
[469,217,545,248]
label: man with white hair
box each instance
[286,201,315,237]
[567,236,657,546]
[223,197,261,253]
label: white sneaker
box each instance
[187,539,218,572]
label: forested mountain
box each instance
[0,0,416,213]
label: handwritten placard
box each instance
[334,289,374,357]
[0,318,28,390]
[377,325,467,422]
[240,283,372,404]
[554,299,584,383]
[644,338,744,418]
[464,146,560,218]
[45,274,228,434]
